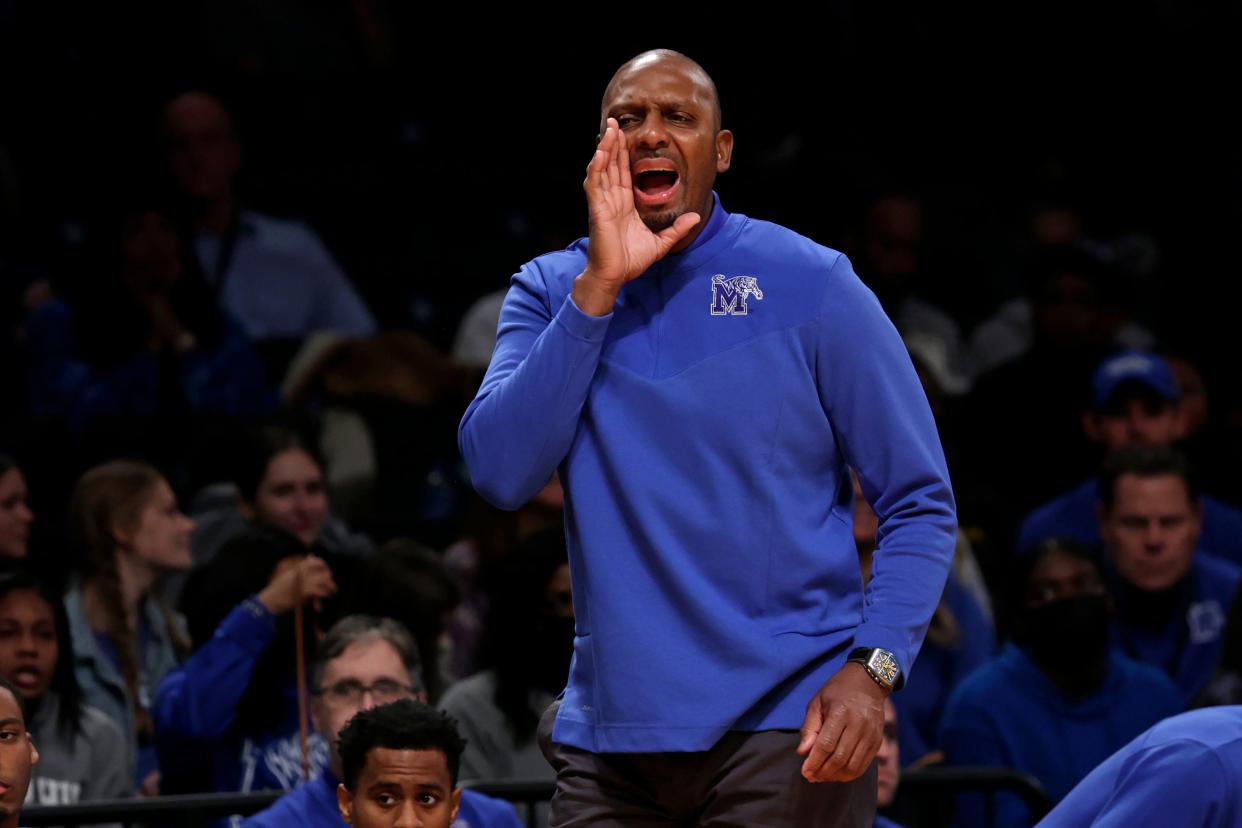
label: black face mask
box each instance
[1013,595,1111,697]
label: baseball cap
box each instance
[1090,350,1179,410]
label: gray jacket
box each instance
[25,690,132,804]
[64,584,184,779]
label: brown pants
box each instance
[538,700,877,827]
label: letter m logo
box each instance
[710,274,764,316]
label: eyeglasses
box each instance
[315,678,418,706]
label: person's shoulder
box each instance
[241,210,335,260]
[458,788,522,825]
[1196,553,1242,593]
[733,214,844,268]
[1141,706,1242,753]
[240,786,310,828]
[1109,652,1182,704]
[78,702,127,744]
[441,670,496,708]
[945,646,1023,708]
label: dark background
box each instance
[3,2,1236,358]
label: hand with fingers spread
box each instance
[797,662,888,783]
[256,554,338,615]
[572,117,703,316]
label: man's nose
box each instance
[394,801,421,827]
[635,114,669,149]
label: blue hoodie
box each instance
[941,644,1181,827]
[459,196,957,752]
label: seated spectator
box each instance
[1019,351,1242,566]
[940,538,1181,828]
[65,460,193,794]
[1037,706,1242,827]
[163,91,376,344]
[439,527,573,784]
[0,455,33,560]
[243,616,520,828]
[346,540,459,705]
[443,476,562,681]
[23,203,273,430]
[0,673,39,827]
[1099,446,1242,703]
[958,246,1114,556]
[846,190,973,395]
[875,698,906,828]
[188,424,370,572]
[155,526,340,794]
[0,570,129,802]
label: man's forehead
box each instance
[324,637,406,678]
[602,55,716,111]
[363,748,451,787]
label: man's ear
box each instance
[337,783,354,825]
[715,130,734,174]
[450,788,462,822]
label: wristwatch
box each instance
[847,647,902,691]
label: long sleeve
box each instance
[458,261,612,510]
[153,598,277,741]
[940,703,1032,828]
[816,253,958,677]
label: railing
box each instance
[22,768,1048,828]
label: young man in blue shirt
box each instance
[459,48,957,826]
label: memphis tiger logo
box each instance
[709,274,764,316]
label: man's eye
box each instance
[616,115,639,128]
[418,794,439,805]
[376,794,396,806]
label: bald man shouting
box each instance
[459,49,956,826]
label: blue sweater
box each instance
[459,195,957,752]
[153,598,323,793]
[1018,478,1242,568]
[1037,706,1242,827]
[1111,553,1241,706]
[241,770,522,828]
[940,644,1181,828]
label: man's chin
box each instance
[639,208,680,233]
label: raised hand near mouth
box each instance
[571,117,702,317]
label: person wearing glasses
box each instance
[243,616,520,828]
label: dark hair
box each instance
[339,699,466,791]
[1004,537,1104,639]
[1098,446,1199,513]
[233,424,324,506]
[311,615,422,693]
[0,672,26,722]
[347,540,459,703]
[0,570,82,739]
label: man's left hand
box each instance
[796,662,887,782]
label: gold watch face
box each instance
[868,650,900,686]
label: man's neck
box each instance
[668,196,715,254]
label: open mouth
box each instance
[633,167,681,206]
[12,666,41,690]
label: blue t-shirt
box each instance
[241,771,523,828]
[941,644,1181,827]
[1037,706,1242,827]
[460,194,957,753]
